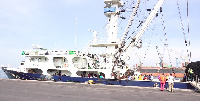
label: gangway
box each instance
[189,81,200,90]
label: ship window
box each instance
[55,51,58,52]
[38,58,41,62]
[115,45,118,49]
[21,63,24,65]
[56,66,61,68]
[31,58,35,61]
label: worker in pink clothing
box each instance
[159,73,166,91]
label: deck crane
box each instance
[112,0,165,77]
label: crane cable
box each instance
[123,0,149,44]
[142,18,156,65]
[160,6,172,66]
[156,45,163,66]
[187,0,191,62]
[177,0,190,63]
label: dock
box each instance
[0,79,199,101]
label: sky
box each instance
[0,0,199,68]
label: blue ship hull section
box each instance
[5,70,16,79]
[107,80,195,89]
[51,76,109,85]
[2,68,39,80]
[52,76,102,83]
[24,73,41,80]
[2,68,17,79]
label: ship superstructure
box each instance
[20,44,89,77]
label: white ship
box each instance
[2,0,193,89]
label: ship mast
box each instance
[104,0,123,43]
[90,0,124,78]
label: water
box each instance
[0,69,8,79]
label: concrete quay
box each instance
[0,79,199,101]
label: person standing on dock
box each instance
[168,73,174,92]
[164,75,168,89]
[188,68,193,81]
[139,75,143,80]
[150,74,153,81]
[135,74,138,80]
[160,73,166,91]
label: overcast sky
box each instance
[0,0,199,68]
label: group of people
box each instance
[128,73,175,92]
[127,74,154,81]
[158,73,175,92]
[81,72,99,78]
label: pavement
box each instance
[0,79,199,101]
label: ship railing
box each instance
[22,50,69,56]
[28,62,46,67]
[22,50,48,56]
[94,38,107,44]
[76,65,106,70]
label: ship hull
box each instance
[2,67,195,90]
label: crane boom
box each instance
[121,0,141,44]
[122,0,165,61]
[111,0,165,78]
[111,0,141,75]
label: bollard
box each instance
[88,80,94,84]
